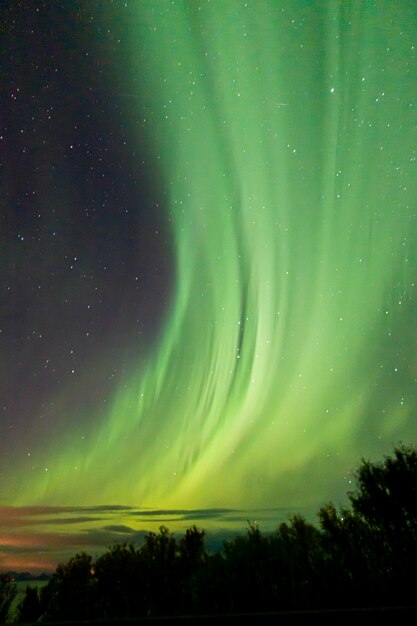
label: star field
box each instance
[1,1,174,468]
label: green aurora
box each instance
[10,0,417,513]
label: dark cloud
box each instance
[0,545,47,555]
[130,508,234,517]
[102,525,136,534]
[0,504,133,519]
[82,528,149,549]
[33,516,105,526]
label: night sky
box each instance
[1,0,417,572]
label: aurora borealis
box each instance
[1,0,417,571]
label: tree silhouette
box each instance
[0,573,16,624]
[15,585,42,624]
[275,514,325,609]
[223,522,276,613]
[318,503,380,606]
[139,525,178,615]
[347,444,417,601]
[349,444,417,539]
[40,552,95,621]
[177,525,207,613]
[94,543,144,618]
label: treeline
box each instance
[9,444,417,622]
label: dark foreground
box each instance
[37,606,417,625]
